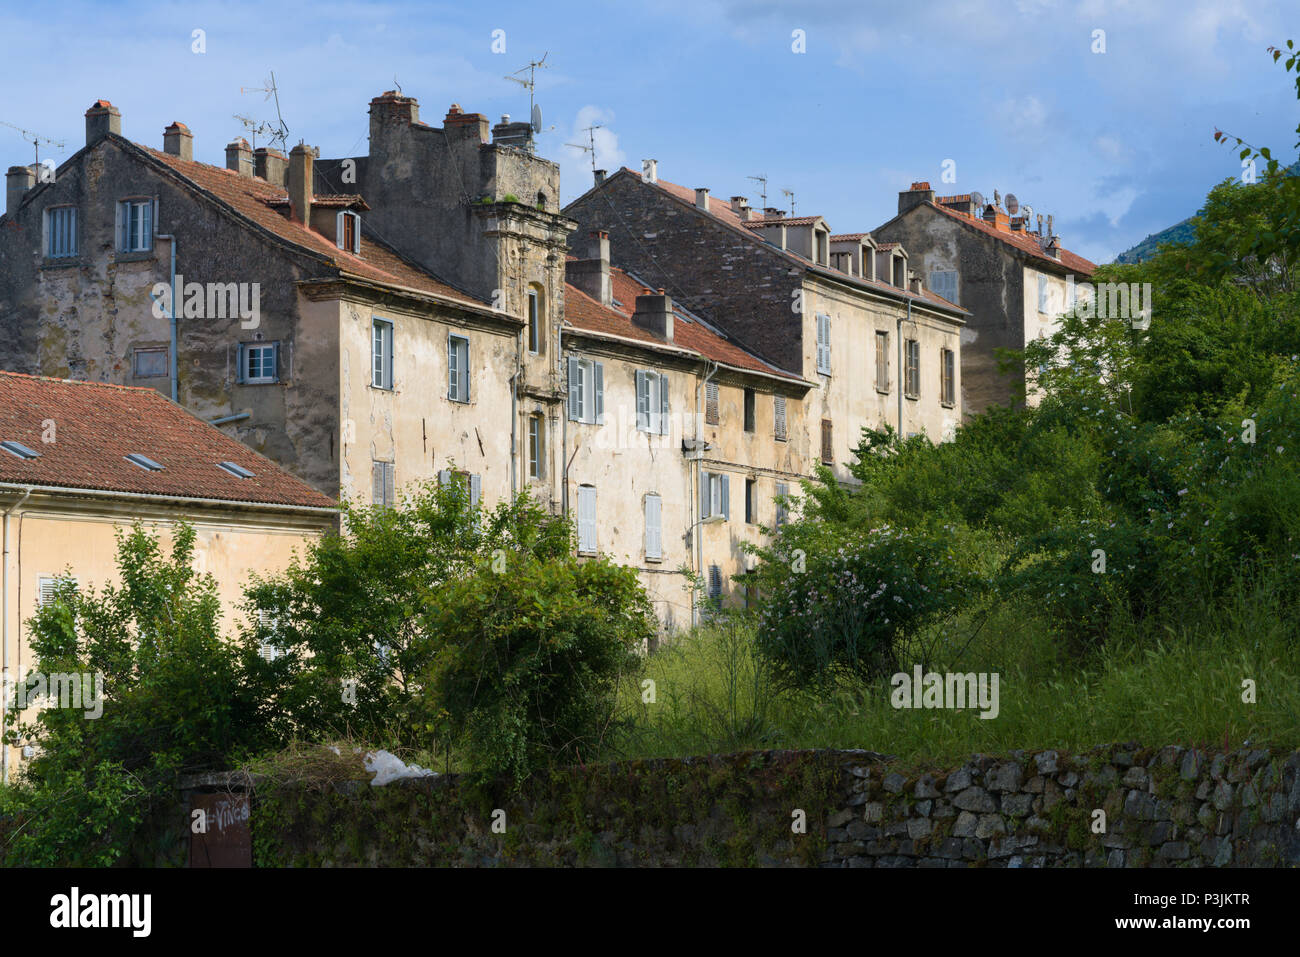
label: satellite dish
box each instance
[971,191,986,209]
[1004,193,1019,216]
[1020,204,1033,222]
[531,104,542,134]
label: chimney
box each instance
[1047,214,1054,239]
[641,159,658,184]
[254,147,288,186]
[730,195,748,213]
[225,137,253,177]
[84,99,121,145]
[1046,236,1062,260]
[764,207,784,220]
[898,181,935,215]
[908,271,923,295]
[288,142,315,225]
[982,204,998,224]
[444,104,489,143]
[1010,216,1024,232]
[632,290,674,341]
[566,230,612,307]
[163,122,193,162]
[491,113,534,150]
[694,187,710,210]
[594,169,607,186]
[6,165,36,216]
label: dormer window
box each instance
[337,211,360,254]
[814,230,828,265]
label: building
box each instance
[0,371,337,782]
[562,166,967,486]
[873,183,1097,414]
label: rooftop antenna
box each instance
[781,187,795,215]
[0,119,64,169]
[747,174,768,208]
[236,70,290,153]
[564,124,603,175]
[505,53,550,122]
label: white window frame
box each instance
[337,211,361,254]
[527,413,543,479]
[701,471,730,521]
[876,330,890,392]
[941,347,956,407]
[371,319,394,390]
[905,339,921,399]
[239,342,279,385]
[117,198,154,253]
[636,369,670,435]
[438,469,482,509]
[815,313,831,375]
[644,492,662,562]
[448,334,470,403]
[567,356,604,425]
[44,206,77,258]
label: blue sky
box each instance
[2,0,1295,263]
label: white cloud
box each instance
[558,106,626,199]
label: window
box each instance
[527,413,543,479]
[117,199,153,252]
[527,288,541,354]
[775,482,789,528]
[701,471,730,520]
[133,347,169,379]
[930,269,959,305]
[438,469,482,508]
[815,230,828,265]
[238,342,278,384]
[744,570,757,609]
[644,493,662,561]
[257,608,283,662]
[372,460,395,508]
[45,206,77,258]
[372,319,393,390]
[941,348,956,407]
[567,356,604,424]
[707,564,723,610]
[337,211,360,254]
[774,395,787,441]
[38,576,77,609]
[743,389,756,433]
[635,369,670,434]
[905,339,920,398]
[576,485,597,554]
[875,331,890,392]
[815,313,831,375]
[745,478,756,524]
[125,452,164,472]
[218,461,255,479]
[821,419,833,464]
[892,257,905,288]
[705,380,719,425]
[1038,274,1049,313]
[448,334,470,402]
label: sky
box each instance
[2,0,1295,265]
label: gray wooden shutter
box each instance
[645,494,661,560]
[775,482,789,527]
[700,473,710,519]
[460,339,470,402]
[235,343,246,384]
[372,461,384,505]
[447,334,457,399]
[594,361,604,424]
[578,486,597,552]
[470,473,482,509]
[658,373,670,434]
[438,469,452,487]
[568,357,581,420]
[706,381,719,424]
[774,395,786,440]
[635,370,650,431]
[384,463,395,505]
[720,475,730,520]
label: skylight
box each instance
[217,461,255,479]
[1,440,40,460]
[125,453,165,472]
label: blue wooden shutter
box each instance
[720,475,730,520]
[635,370,650,431]
[645,494,661,560]
[568,357,581,420]
[470,473,482,509]
[594,362,604,424]
[658,373,670,434]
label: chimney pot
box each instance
[225,137,253,177]
[565,230,612,306]
[254,147,288,186]
[84,98,121,145]
[899,181,936,215]
[764,207,784,220]
[6,165,36,216]
[632,292,674,342]
[163,121,193,162]
[694,187,710,210]
[729,195,748,213]
[288,142,315,225]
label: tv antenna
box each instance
[747,174,768,208]
[235,70,290,153]
[565,124,603,174]
[505,53,550,120]
[0,119,64,168]
[781,187,795,215]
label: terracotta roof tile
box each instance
[0,372,335,509]
[924,201,1096,274]
[830,233,870,242]
[741,215,823,228]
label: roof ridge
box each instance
[0,369,164,395]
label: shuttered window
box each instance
[372,319,393,390]
[705,380,719,425]
[437,469,481,508]
[644,493,662,561]
[527,414,543,479]
[941,348,956,406]
[701,472,730,520]
[821,419,833,464]
[635,370,670,434]
[37,576,77,608]
[775,482,789,528]
[448,334,470,402]
[875,331,889,391]
[745,478,756,524]
[1038,274,1049,313]
[337,211,360,253]
[45,206,77,258]
[567,356,604,424]
[577,485,598,554]
[774,395,787,441]
[815,313,831,374]
[929,269,959,306]
[372,460,395,507]
[905,339,920,398]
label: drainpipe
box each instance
[897,297,911,437]
[2,486,33,785]
[692,360,719,629]
[510,329,521,498]
[209,412,249,426]
[156,234,178,402]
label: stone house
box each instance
[0,370,337,782]
[873,182,1097,415]
[562,165,968,481]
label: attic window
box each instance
[337,211,360,254]
[125,453,164,472]
[218,461,255,479]
[1,440,40,460]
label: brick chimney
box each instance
[254,147,288,186]
[163,122,193,162]
[6,165,35,216]
[225,138,253,177]
[694,187,710,210]
[444,104,488,143]
[369,90,420,128]
[85,99,121,145]
[898,181,935,215]
[566,230,612,307]
[288,143,315,224]
[632,290,674,341]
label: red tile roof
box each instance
[0,372,336,509]
[267,194,370,210]
[922,201,1096,275]
[564,268,805,384]
[742,215,823,228]
[129,140,486,308]
[830,233,870,242]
